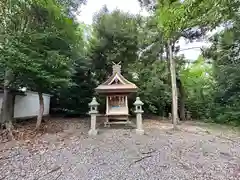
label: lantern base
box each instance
[136,129,144,135]
[88,129,98,136]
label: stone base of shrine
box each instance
[88,129,98,136]
[104,115,131,127]
[136,129,144,135]
[104,120,132,127]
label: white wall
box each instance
[14,91,50,119]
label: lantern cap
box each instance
[89,97,99,106]
[134,97,144,106]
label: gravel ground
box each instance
[0,118,240,180]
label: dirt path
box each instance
[0,118,239,180]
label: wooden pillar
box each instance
[106,96,109,114]
[125,96,128,108]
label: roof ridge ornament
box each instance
[112,62,121,74]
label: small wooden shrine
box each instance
[95,62,137,126]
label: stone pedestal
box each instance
[89,113,98,135]
[136,129,144,135]
[134,97,144,135]
[88,129,98,136]
[88,97,99,136]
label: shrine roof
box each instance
[95,63,137,93]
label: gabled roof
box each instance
[95,63,137,93]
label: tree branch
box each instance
[129,155,152,167]
[179,46,203,52]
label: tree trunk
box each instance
[1,70,13,124]
[1,70,14,139]
[165,44,170,72]
[36,92,44,130]
[2,86,9,125]
[165,44,172,118]
[0,107,2,125]
[178,79,186,121]
[168,40,178,130]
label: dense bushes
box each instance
[180,19,240,125]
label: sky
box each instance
[77,0,148,24]
[77,0,209,60]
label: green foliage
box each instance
[156,0,233,41]
[0,0,73,91]
[89,9,173,116]
[50,55,96,115]
[0,0,93,117]
[90,8,140,82]
[204,14,240,124]
[132,61,171,115]
[180,56,215,119]
[179,0,240,124]
[1,0,239,126]
[156,0,185,39]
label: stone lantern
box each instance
[88,97,99,136]
[134,97,144,135]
